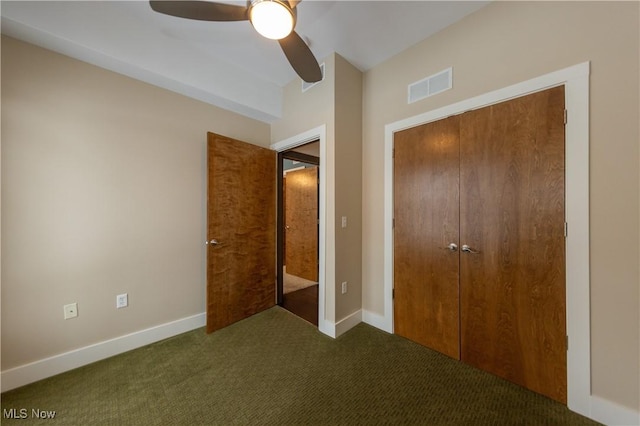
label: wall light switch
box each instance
[341,216,347,228]
[341,281,348,294]
[116,293,128,309]
[64,303,78,320]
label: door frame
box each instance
[271,125,331,336]
[384,63,590,414]
[277,150,320,305]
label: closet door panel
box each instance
[459,86,567,403]
[393,115,461,359]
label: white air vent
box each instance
[408,67,453,104]
[302,63,325,92]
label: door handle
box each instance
[461,244,480,254]
[206,239,220,246]
[446,243,458,252]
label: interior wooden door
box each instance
[459,86,567,403]
[207,132,276,333]
[284,166,318,281]
[393,115,461,359]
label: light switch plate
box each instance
[116,293,128,309]
[64,303,78,320]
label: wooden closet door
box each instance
[393,115,461,359]
[459,86,567,403]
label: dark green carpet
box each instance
[2,307,599,425]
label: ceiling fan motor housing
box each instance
[249,0,297,40]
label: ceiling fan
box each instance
[149,0,323,83]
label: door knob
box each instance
[447,243,458,252]
[461,244,479,254]
[206,239,220,246]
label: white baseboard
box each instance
[335,309,362,337]
[1,312,206,393]
[590,395,640,426]
[362,309,392,333]
[318,310,363,338]
[317,319,334,338]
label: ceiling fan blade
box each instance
[149,1,248,22]
[278,31,322,83]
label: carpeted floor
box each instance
[1,307,600,425]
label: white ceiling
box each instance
[1,0,489,123]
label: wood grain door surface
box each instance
[460,86,566,403]
[393,115,461,359]
[393,86,566,403]
[207,132,276,333]
[285,166,319,281]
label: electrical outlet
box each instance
[116,293,128,309]
[341,281,348,294]
[341,216,347,228]
[64,303,78,320]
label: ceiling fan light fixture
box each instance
[249,0,294,40]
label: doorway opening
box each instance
[277,141,320,325]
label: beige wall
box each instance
[334,55,363,321]
[362,1,639,410]
[1,36,270,370]
[271,54,335,144]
